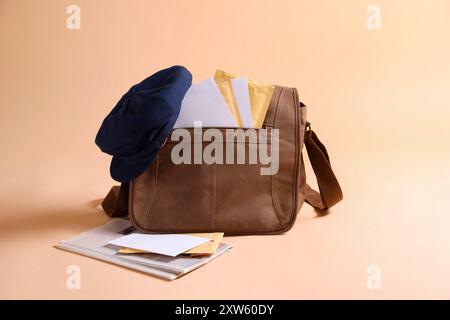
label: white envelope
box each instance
[174,77,237,128]
[109,233,211,257]
[231,78,254,128]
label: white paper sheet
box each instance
[231,78,254,128]
[108,233,210,257]
[174,77,237,128]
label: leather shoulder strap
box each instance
[303,123,343,210]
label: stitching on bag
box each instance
[143,154,159,228]
[280,88,301,231]
[269,87,284,229]
[134,225,289,234]
[165,128,270,144]
[291,88,300,224]
[211,163,216,229]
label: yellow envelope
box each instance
[117,233,224,256]
[214,77,243,127]
[214,70,274,128]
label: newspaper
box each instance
[56,218,232,280]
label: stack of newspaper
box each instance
[56,219,232,280]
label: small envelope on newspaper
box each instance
[109,233,211,257]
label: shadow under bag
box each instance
[102,86,343,235]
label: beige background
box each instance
[1,0,450,299]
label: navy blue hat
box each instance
[95,65,192,182]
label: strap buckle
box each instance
[306,122,312,132]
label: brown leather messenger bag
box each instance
[102,85,343,235]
